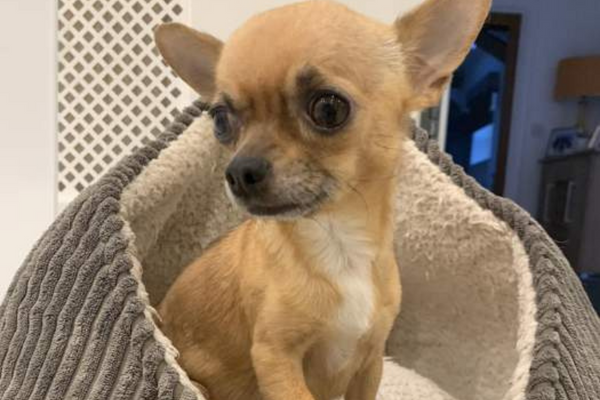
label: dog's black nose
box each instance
[225,157,272,197]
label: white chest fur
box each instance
[298,215,376,372]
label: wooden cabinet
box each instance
[539,151,600,273]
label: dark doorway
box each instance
[444,13,521,195]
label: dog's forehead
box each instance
[216,1,392,95]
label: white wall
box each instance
[191,0,424,40]
[494,0,600,215]
[0,0,57,297]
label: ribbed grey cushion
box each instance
[0,103,207,400]
[0,101,598,400]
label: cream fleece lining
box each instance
[387,141,536,400]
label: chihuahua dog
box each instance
[155,1,490,399]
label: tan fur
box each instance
[156,1,491,399]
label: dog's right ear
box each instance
[154,23,223,99]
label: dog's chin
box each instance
[244,201,319,219]
[226,188,328,220]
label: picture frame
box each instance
[546,127,588,157]
[588,125,600,151]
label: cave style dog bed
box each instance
[1,101,599,400]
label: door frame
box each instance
[486,12,522,195]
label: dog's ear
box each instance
[396,0,492,110]
[155,22,223,99]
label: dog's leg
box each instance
[344,353,384,400]
[251,341,315,400]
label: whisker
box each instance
[371,143,403,152]
[327,167,399,184]
[349,174,399,183]
[337,176,370,216]
[307,216,329,236]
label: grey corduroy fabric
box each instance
[0,101,598,400]
[0,102,207,400]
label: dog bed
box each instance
[1,101,599,400]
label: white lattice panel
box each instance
[58,0,190,204]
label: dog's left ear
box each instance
[396,0,492,110]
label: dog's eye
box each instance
[308,91,350,131]
[210,106,236,144]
